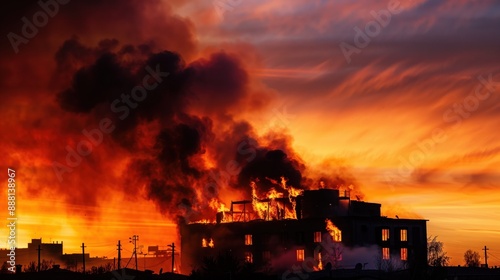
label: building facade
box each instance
[180,189,427,274]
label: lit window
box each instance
[400,229,407,242]
[202,238,207,248]
[263,251,271,261]
[296,249,305,262]
[245,252,253,263]
[382,228,389,241]
[382,247,390,260]
[245,234,252,245]
[401,248,408,261]
[314,231,322,243]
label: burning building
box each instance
[180,188,427,274]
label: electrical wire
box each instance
[487,251,500,262]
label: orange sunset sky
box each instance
[1,0,500,268]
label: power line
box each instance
[488,251,500,262]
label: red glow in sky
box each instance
[1,0,500,267]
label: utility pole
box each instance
[168,243,175,273]
[117,240,122,270]
[36,245,41,272]
[81,243,86,274]
[483,246,489,268]
[129,235,139,270]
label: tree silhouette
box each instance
[22,259,56,272]
[24,261,37,273]
[1,262,11,273]
[90,263,113,274]
[464,249,481,267]
[427,236,450,267]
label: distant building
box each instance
[0,239,63,269]
[0,238,176,274]
[180,189,427,274]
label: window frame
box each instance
[245,234,253,245]
[400,229,407,242]
[314,231,322,243]
[382,247,390,260]
[401,248,408,261]
[245,252,253,263]
[382,228,390,241]
[296,249,305,262]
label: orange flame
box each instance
[325,219,342,242]
[193,219,211,224]
[209,198,229,212]
[317,252,323,271]
[251,181,283,220]
[281,177,303,219]
[209,198,230,222]
[250,179,305,220]
[202,238,214,248]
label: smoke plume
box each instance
[52,37,362,224]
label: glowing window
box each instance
[401,248,408,261]
[400,229,407,242]
[382,247,390,260]
[263,251,271,261]
[382,228,390,241]
[245,234,252,245]
[202,238,207,248]
[245,252,253,263]
[314,231,322,243]
[296,249,305,262]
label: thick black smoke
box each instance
[55,38,360,222]
[55,38,269,220]
[237,149,304,194]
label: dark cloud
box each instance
[57,52,135,112]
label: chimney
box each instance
[216,212,223,224]
[15,264,22,274]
